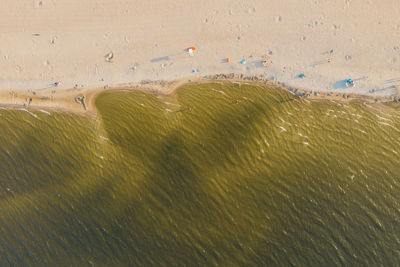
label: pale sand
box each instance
[1,0,400,111]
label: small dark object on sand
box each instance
[74,95,87,110]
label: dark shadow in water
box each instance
[122,109,270,265]
[4,85,398,266]
[87,85,286,265]
[0,113,94,198]
[0,112,106,266]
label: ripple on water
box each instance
[0,83,399,265]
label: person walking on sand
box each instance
[346,79,354,87]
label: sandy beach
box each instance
[1,0,400,111]
[2,3,400,265]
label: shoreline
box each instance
[0,74,398,116]
[2,1,400,106]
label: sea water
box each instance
[0,83,399,265]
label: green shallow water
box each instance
[0,83,399,266]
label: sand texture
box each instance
[1,0,400,104]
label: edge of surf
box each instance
[0,74,398,116]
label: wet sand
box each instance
[0,75,397,116]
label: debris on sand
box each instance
[261,54,272,67]
[105,52,114,63]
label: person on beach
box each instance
[346,79,354,87]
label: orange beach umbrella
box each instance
[186,46,196,51]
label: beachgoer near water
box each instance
[346,79,354,87]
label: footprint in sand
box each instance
[50,37,57,44]
[332,24,342,31]
[130,64,139,71]
[307,20,323,28]
[247,7,256,14]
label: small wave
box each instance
[20,109,38,118]
[99,136,109,141]
[211,89,226,95]
[263,138,270,147]
[376,114,390,121]
[378,121,391,127]
[279,126,287,132]
[357,129,366,134]
[39,109,51,115]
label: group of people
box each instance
[298,49,355,88]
